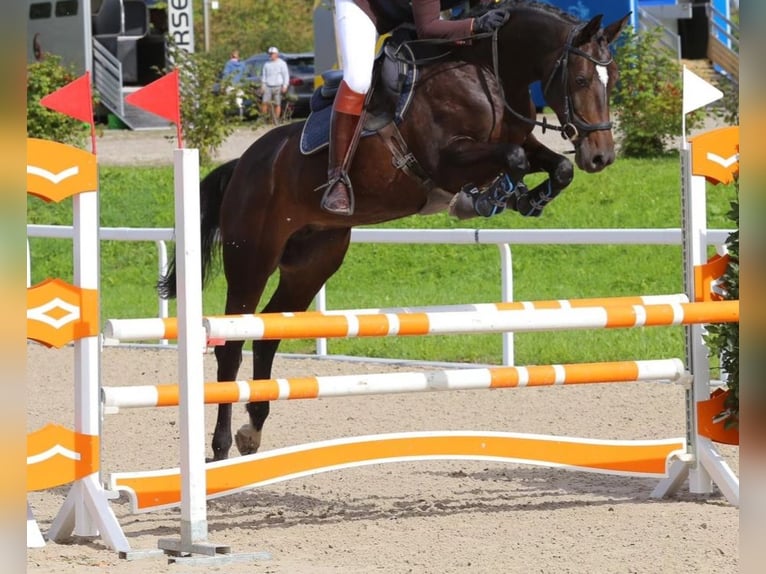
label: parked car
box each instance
[237,51,315,118]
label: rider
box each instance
[320,0,510,216]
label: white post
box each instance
[653,127,738,506]
[157,240,169,345]
[498,244,514,366]
[315,285,328,356]
[653,69,737,504]
[683,148,714,494]
[203,0,211,52]
[72,188,101,532]
[164,149,210,552]
[157,149,233,560]
[48,184,129,551]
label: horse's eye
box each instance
[575,75,588,88]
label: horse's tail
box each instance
[157,158,239,299]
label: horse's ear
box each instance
[603,13,631,45]
[573,14,604,46]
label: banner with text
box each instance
[168,0,195,53]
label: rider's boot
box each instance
[321,81,366,216]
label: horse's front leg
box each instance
[509,136,574,217]
[440,139,530,219]
[440,138,529,184]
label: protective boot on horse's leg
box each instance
[321,80,366,216]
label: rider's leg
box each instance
[321,81,365,215]
[320,0,376,216]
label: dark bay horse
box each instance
[160,1,629,461]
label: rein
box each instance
[491,21,614,141]
[389,17,614,142]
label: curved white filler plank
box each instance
[111,431,686,513]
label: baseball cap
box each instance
[268,46,278,54]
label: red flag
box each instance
[125,69,181,125]
[40,72,94,124]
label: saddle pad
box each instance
[299,43,417,156]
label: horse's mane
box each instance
[467,0,581,25]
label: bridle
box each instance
[387,15,615,142]
[491,21,615,141]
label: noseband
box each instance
[494,22,614,141]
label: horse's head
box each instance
[540,13,629,172]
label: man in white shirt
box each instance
[260,46,290,121]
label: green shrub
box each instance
[712,79,739,126]
[26,54,91,148]
[166,42,241,166]
[704,178,739,427]
[611,26,703,157]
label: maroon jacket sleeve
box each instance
[412,0,473,40]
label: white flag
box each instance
[682,66,723,115]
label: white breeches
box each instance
[334,0,378,94]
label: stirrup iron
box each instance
[319,170,355,216]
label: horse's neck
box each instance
[502,15,569,86]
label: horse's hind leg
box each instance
[235,227,353,456]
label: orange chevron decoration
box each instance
[27,423,99,491]
[697,389,739,445]
[27,278,98,348]
[689,126,739,185]
[26,138,98,202]
[694,253,731,302]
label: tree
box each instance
[167,43,241,166]
[611,26,703,157]
[27,55,90,148]
[203,0,314,63]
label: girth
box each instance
[375,122,436,193]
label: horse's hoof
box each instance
[235,424,262,456]
[448,190,480,220]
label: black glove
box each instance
[473,9,509,34]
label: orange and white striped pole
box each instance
[202,300,738,342]
[103,293,690,342]
[102,358,686,411]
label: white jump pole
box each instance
[104,293,691,343]
[101,358,687,410]
[156,149,229,557]
[202,301,737,342]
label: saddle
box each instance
[299,29,509,218]
[299,27,449,155]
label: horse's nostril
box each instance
[591,152,617,172]
[592,155,606,168]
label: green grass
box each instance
[27,158,737,366]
